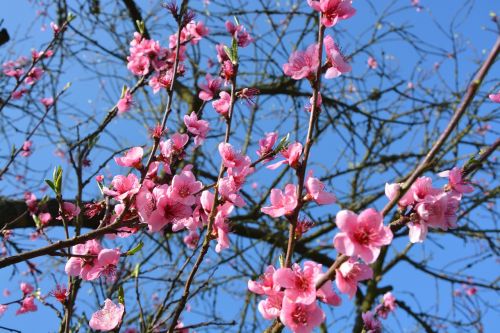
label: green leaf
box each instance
[126,241,144,256]
[135,20,145,34]
[223,45,233,63]
[133,263,140,278]
[118,285,125,305]
[45,179,56,193]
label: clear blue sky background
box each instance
[0,0,498,332]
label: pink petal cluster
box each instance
[21,140,33,157]
[438,167,474,196]
[261,184,298,218]
[40,97,54,107]
[24,67,44,85]
[225,21,254,47]
[333,209,393,263]
[367,56,378,69]
[324,35,352,78]
[20,282,34,295]
[335,258,373,298]
[117,90,133,114]
[16,296,37,315]
[249,262,340,333]
[65,240,121,281]
[114,147,143,168]
[375,292,397,319]
[212,91,231,116]
[184,112,209,146]
[267,142,302,170]
[305,170,336,205]
[489,91,500,103]
[256,132,278,161]
[362,311,382,333]
[89,299,124,331]
[59,202,81,221]
[283,44,319,80]
[103,174,140,201]
[198,74,222,101]
[307,0,356,27]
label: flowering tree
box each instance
[0,1,499,332]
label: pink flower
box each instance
[397,176,439,208]
[60,202,81,221]
[218,142,250,169]
[280,298,325,333]
[333,208,393,263]
[273,261,320,304]
[185,21,209,44]
[384,183,400,202]
[144,185,193,232]
[168,169,203,206]
[24,67,44,85]
[283,44,319,80]
[184,112,209,146]
[257,132,278,161]
[50,22,60,34]
[40,97,54,107]
[103,174,140,201]
[305,171,336,205]
[212,91,231,116]
[307,0,356,27]
[149,70,173,93]
[367,56,378,69]
[198,74,221,101]
[183,231,200,249]
[362,311,382,333]
[11,88,28,99]
[489,91,500,103]
[248,265,280,296]
[407,216,427,240]
[117,90,133,114]
[89,299,124,331]
[225,21,254,47]
[16,296,37,315]
[160,133,189,160]
[267,142,302,170]
[20,282,34,295]
[114,147,143,168]
[335,259,373,298]
[96,249,121,281]
[316,279,341,306]
[438,167,474,195]
[415,191,459,231]
[323,35,351,79]
[65,239,102,280]
[261,184,298,218]
[49,284,68,303]
[258,292,284,320]
[304,93,322,113]
[375,292,397,319]
[21,140,33,157]
[0,304,7,317]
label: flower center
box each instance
[292,305,308,325]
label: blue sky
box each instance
[0,0,499,332]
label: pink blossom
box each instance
[145,185,193,232]
[11,88,28,99]
[24,192,37,213]
[218,176,246,207]
[438,167,474,195]
[20,282,34,295]
[415,191,460,231]
[16,296,37,315]
[60,202,81,221]
[184,112,209,146]
[304,93,322,113]
[367,56,378,69]
[216,44,230,63]
[183,231,200,249]
[261,184,298,218]
[168,169,203,206]
[213,212,232,253]
[40,97,54,107]
[0,304,7,317]
[407,220,427,243]
[212,91,231,116]
[248,265,280,295]
[37,212,51,226]
[89,299,124,331]
[307,0,356,27]
[397,176,439,207]
[489,91,500,103]
[305,171,336,205]
[160,133,189,160]
[24,67,44,85]
[149,70,173,93]
[283,44,319,80]
[198,74,221,101]
[256,132,278,161]
[375,292,397,319]
[32,49,53,61]
[96,249,121,281]
[335,259,373,298]
[362,311,382,333]
[273,261,321,304]
[65,239,102,280]
[333,208,393,263]
[185,21,209,44]
[49,284,68,303]
[384,183,400,202]
[114,147,143,168]
[117,90,133,114]
[50,22,60,34]
[21,140,33,157]
[316,279,341,306]
[103,174,140,201]
[267,142,303,170]
[258,292,284,320]
[323,35,351,79]
[218,142,249,169]
[280,298,325,333]
[225,21,254,47]
[221,60,235,82]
